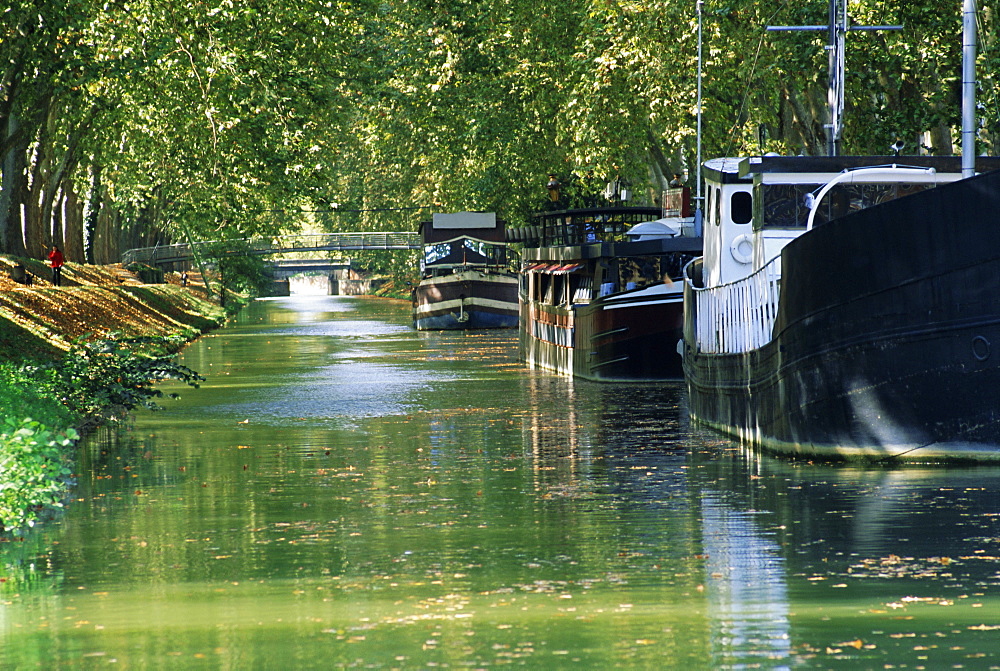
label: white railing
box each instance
[692,256,782,354]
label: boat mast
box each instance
[768,0,901,157]
[962,0,977,177]
[827,0,845,157]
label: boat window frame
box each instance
[731,190,752,225]
[753,180,938,230]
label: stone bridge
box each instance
[270,258,352,279]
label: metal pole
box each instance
[695,0,704,235]
[962,0,977,177]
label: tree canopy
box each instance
[2,0,998,264]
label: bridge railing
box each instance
[122,233,422,266]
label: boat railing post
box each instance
[744,281,753,350]
[744,282,753,350]
[715,287,723,353]
[711,290,718,353]
[698,289,719,352]
[719,287,726,353]
[736,284,744,352]
[726,287,735,353]
[736,284,745,352]
[751,275,762,348]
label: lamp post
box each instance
[604,177,630,203]
[546,174,561,209]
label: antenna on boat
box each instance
[694,0,703,235]
[962,0,977,177]
[768,0,901,157]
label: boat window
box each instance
[757,182,937,229]
[424,242,452,265]
[542,274,553,303]
[731,191,752,225]
[572,276,593,303]
[551,275,564,306]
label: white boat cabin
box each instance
[692,156,979,355]
[700,155,971,291]
[700,158,754,289]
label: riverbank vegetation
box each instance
[0,261,227,534]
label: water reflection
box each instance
[701,496,791,668]
[1,297,998,669]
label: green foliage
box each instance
[0,364,76,431]
[29,335,205,421]
[216,253,274,298]
[191,240,275,304]
[125,262,165,284]
[0,418,78,532]
[5,0,1000,256]
[0,335,207,534]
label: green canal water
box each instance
[2,296,999,669]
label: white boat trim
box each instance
[414,296,516,316]
[420,270,517,285]
[603,297,683,311]
[805,165,939,231]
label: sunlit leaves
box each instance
[6,0,1000,262]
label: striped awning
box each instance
[524,262,584,274]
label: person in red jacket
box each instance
[47,245,64,286]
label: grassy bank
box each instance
[371,276,418,301]
[0,259,228,534]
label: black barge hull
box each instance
[414,271,518,330]
[683,169,1000,461]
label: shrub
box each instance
[30,335,205,421]
[0,418,77,532]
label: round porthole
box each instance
[972,335,991,361]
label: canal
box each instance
[2,296,998,668]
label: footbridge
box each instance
[122,232,421,267]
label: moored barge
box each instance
[413,212,518,330]
[520,191,702,381]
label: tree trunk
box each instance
[83,165,102,263]
[39,104,89,258]
[24,123,49,259]
[63,178,85,262]
[0,111,28,256]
